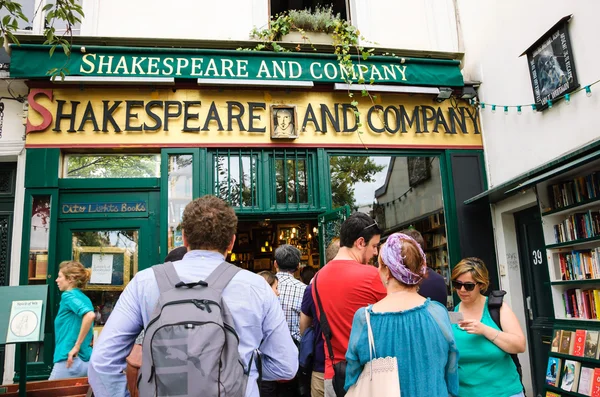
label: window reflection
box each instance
[168,155,193,250]
[275,158,308,204]
[330,156,452,307]
[64,154,160,178]
[215,154,258,208]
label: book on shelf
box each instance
[585,330,600,359]
[547,171,600,210]
[591,367,600,397]
[558,249,600,280]
[553,211,600,244]
[546,356,562,387]
[559,331,573,354]
[551,329,561,352]
[545,392,561,397]
[561,359,581,392]
[561,289,600,320]
[573,330,587,357]
[579,366,594,396]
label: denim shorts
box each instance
[48,356,89,380]
[509,392,525,397]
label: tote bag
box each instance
[345,309,401,397]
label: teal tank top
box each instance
[452,298,522,397]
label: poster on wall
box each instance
[523,15,578,110]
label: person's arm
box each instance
[67,311,96,368]
[427,302,459,396]
[300,313,312,336]
[459,302,526,354]
[88,276,146,397]
[300,286,313,336]
[344,308,366,392]
[259,287,299,381]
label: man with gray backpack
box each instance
[89,196,298,397]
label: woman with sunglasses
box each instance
[344,233,459,397]
[451,257,526,397]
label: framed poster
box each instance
[407,157,431,187]
[74,247,132,291]
[523,16,578,109]
[271,105,299,139]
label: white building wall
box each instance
[457,0,600,187]
[72,0,459,53]
[0,82,27,384]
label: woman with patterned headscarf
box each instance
[344,233,459,396]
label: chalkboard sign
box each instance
[74,247,132,291]
[407,157,431,187]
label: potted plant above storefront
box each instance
[279,7,337,45]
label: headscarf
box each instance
[379,233,427,285]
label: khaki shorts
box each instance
[311,371,325,397]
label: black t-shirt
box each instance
[418,268,448,306]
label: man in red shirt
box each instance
[312,213,387,397]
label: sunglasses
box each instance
[452,280,478,292]
[361,220,379,233]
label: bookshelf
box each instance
[537,159,600,397]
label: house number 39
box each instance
[532,250,543,265]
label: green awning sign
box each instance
[10,44,464,87]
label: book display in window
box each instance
[538,158,600,397]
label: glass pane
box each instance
[27,195,52,363]
[72,230,138,327]
[168,155,193,251]
[64,154,160,178]
[275,158,308,204]
[330,156,453,308]
[215,153,258,208]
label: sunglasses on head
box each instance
[361,220,378,233]
[452,280,478,292]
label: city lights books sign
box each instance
[523,15,579,110]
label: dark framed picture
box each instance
[523,16,578,109]
[271,105,298,139]
[237,233,250,247]
[407,157,431,187]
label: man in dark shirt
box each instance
[401,228,448,306]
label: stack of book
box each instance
[553,211,600,244]
[547,172,600,210]
[558,249,600,280]
[561,288,600,319]
[548,328,600,396]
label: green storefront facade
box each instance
[13,45,495,379]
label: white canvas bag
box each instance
[345,309,401,397]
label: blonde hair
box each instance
[451,257,490,293]
[59,261,91,289]
[325,238,340,263]
[257,271,278,287]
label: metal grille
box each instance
[214,150,258,208]
[0,215,9,286]
[0,170,12,195]
[273,150,311,207]
[318,205,350,265]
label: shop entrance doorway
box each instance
[515,206,554,397]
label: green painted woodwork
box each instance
[10,44,465,87]
[317,206,350,267]
[58,178,160,190]
[25,149,60,189]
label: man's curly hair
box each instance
[181,195,238,253]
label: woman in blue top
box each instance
[49,261,95,380]
[345,233,459,396]
[451,257,526,397]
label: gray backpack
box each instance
[138,261,248,397]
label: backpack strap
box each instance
[487,290,506,330]
[205,261,240,293]
[152,262,180,294]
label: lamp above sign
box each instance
[521,15,579,110]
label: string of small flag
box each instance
[471,78,600,114]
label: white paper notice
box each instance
[90,254,114,284]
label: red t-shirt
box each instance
[312,259,387,379]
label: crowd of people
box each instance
[49,195,526,397]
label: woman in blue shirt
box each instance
[49,261,95,380]
[345,233,459,396]
[451,257,526,397]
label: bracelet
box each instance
[491,329,500,342]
